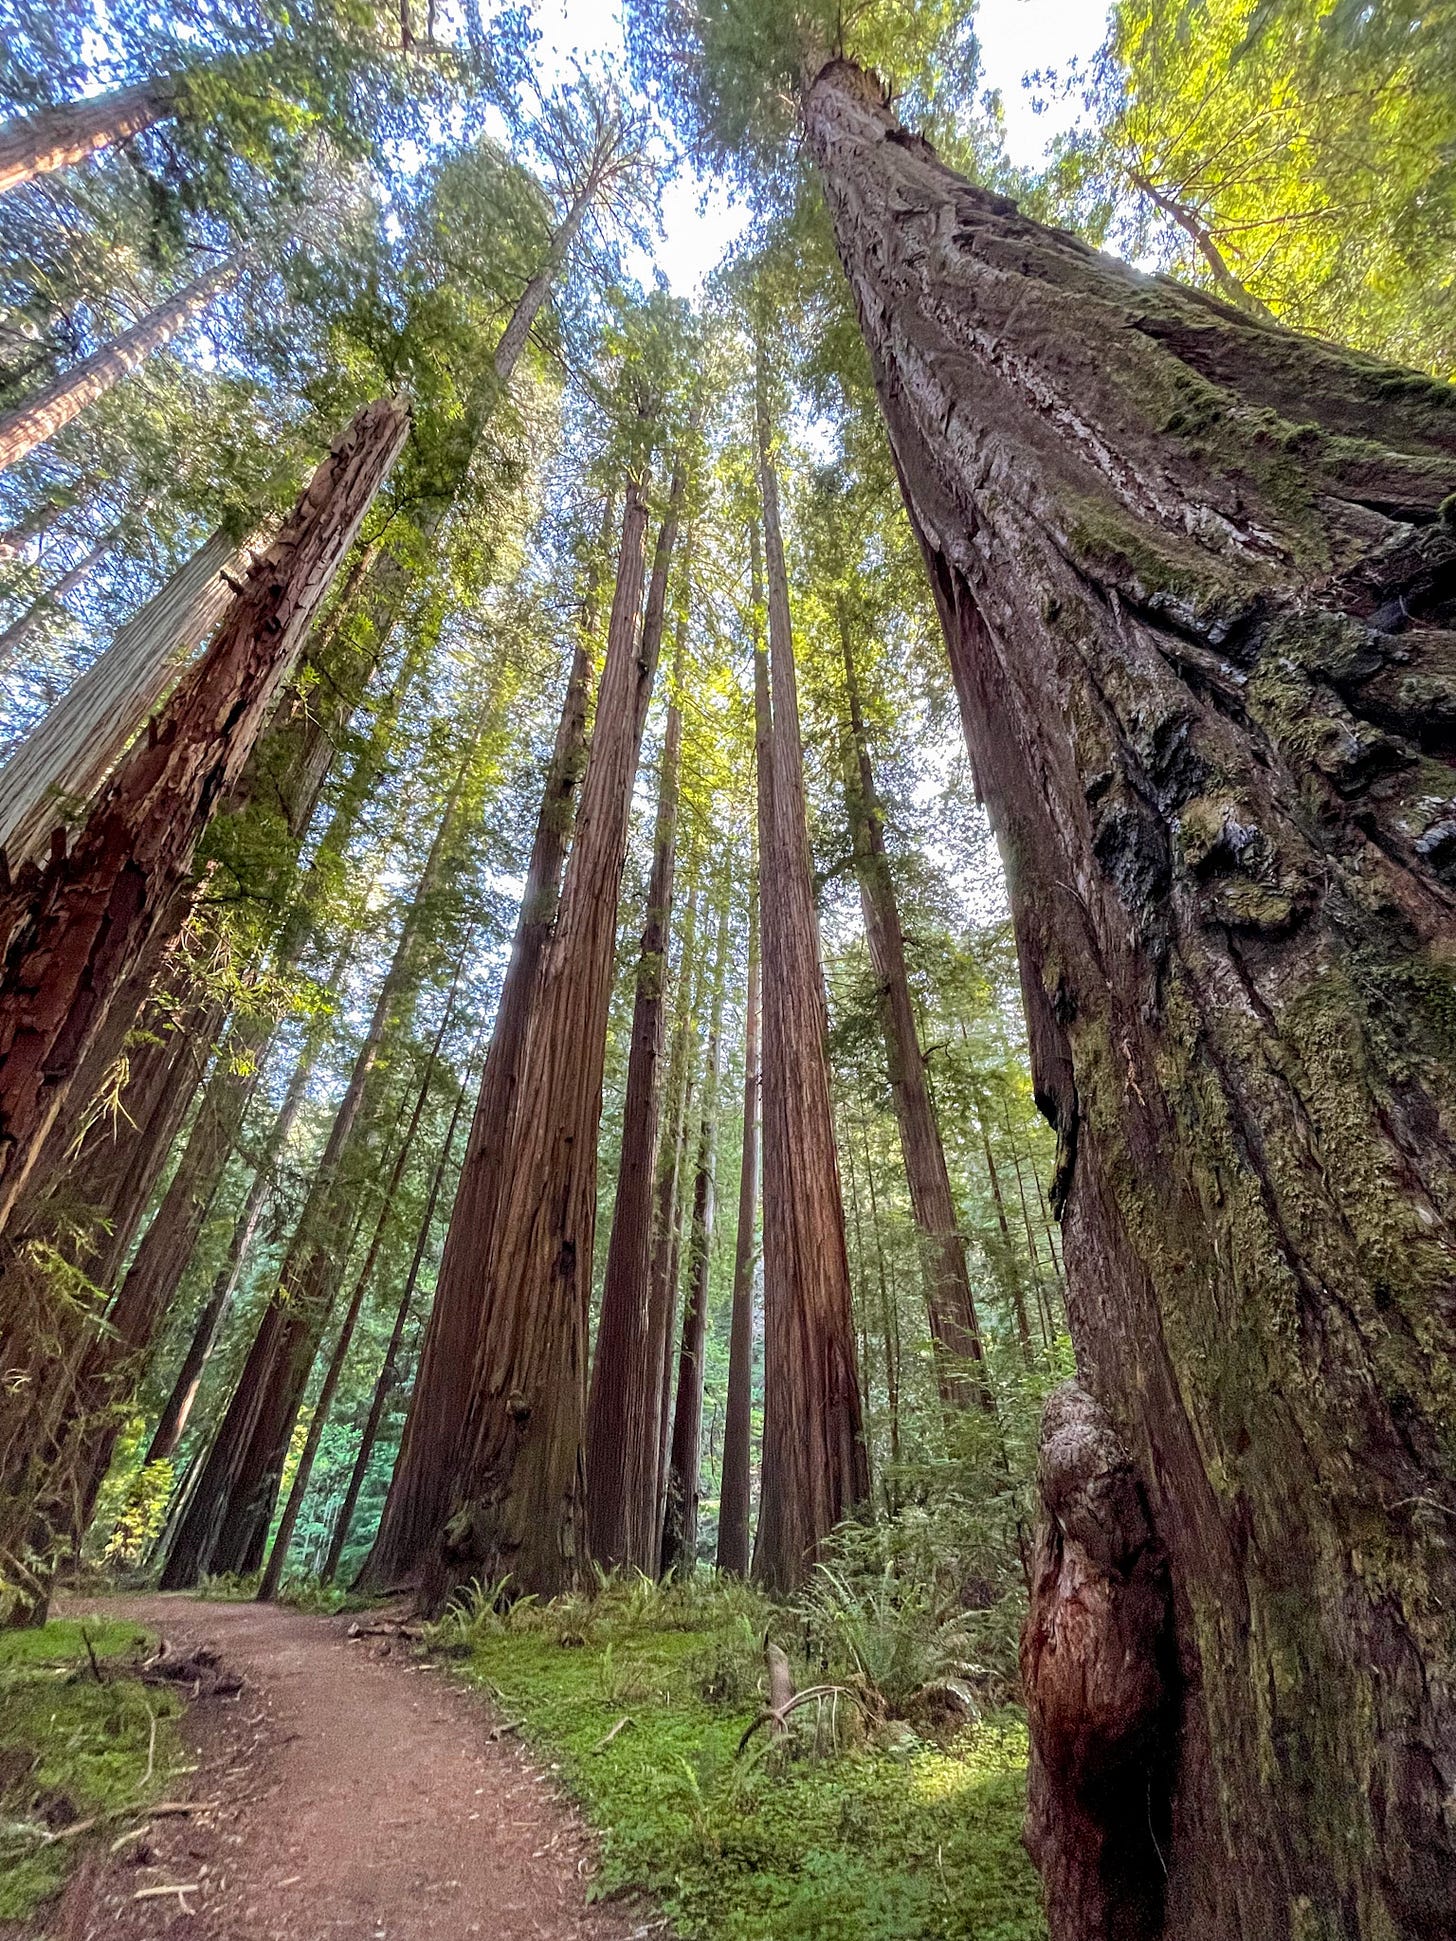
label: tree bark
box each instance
[323,1026,479,1585]
[660,888,729,1577]
[838,613,992,1410]
[358,574,601,1591]
[715,874,759,1576]
[804,55,1456,1940]
[0,526,254,865]
[750,352,867,1596]
[0,82,172,198]
[425,476,656,1605]
[259,954,466,1600]
[0,396,407,1240]
[159,734,472,1589]
[586,496,687,1573]
[0,257,243,475]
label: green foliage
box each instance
[1046,0,1456,374]
[799,1563,986,1725]
[0,1620,180,1922]
[452,1579,1045,1939]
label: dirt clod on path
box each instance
[51,1594,657,1941]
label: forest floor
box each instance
[32,1592,656,1941]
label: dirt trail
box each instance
[53,1594,654,1941]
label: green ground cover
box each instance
[445,1579,1045,1941]
[0,1619,180,1923]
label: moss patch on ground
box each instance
[454,1600,1045,1941]
[0,1618,180,1924]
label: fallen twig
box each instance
[591,1715,634,1753]
[132,1881,200,1906]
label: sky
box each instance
[525,0,1112,295]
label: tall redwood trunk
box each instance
[425,477,656,1605]
[159,740,474,1589]
[804,56,1456,1941]
[323,1029,479,1584]
[0,527,117,672]
[715,875,759,1576]
[838,615,991,1410]
[0,395,407,1238]
[750,358,867,1596]
[660,890,729,1577]
[358,606,599,1591]
[0,526,253,866]
[586,501,687,1572]
[0,257,243,475]
[0,81,171,198]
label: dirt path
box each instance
[52,1594,655,1941]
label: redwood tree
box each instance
[425,476,656,1605]
[716,876,759,1576]
[800,56,1456,1941]
[660,888,730,1577]
[0,81,173,197]
[838,614,992,1412]
[0,256,244,475]
[358,585,599,1591]
[585,502,688,1573]
[0,395,408,1238]
[750,367,868,1595]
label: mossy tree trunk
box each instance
[424,478,657,1606]
[750,357,867,1595]
[805,55,1456,1941]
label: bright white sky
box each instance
[526,0,1111,295]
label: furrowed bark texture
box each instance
[0,396,407,1239]
[427,478,655,1605]
[715,878,759,1576]
[0,257,242,475]
[0,526,253,867]
[839,617,991,1410]
[359,628,595,1591]
[587,510,687,1573]
[660,892,729,1578]
[0,81,171,197]
[160,751,468,1589]
[751,370,867,1597]
[806,56,1456,1941]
